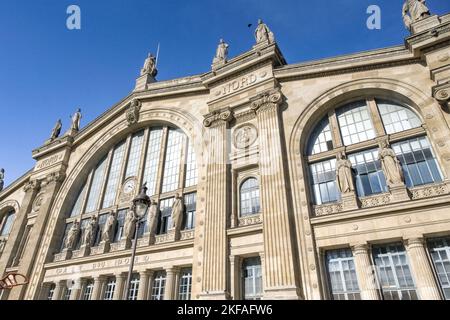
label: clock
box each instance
[123,179,136,195]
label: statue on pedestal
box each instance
[0,168,4,192]
[402,0,431,30]
[141,53,158,77]
[70,108,82,132]
[336,152,355,194]
[50,119,62,141]
[213,39,229,64]
[147,200,159,237]
[378,141,405,187]
[101,211,117,243]
[255,19,275,44]
[170,194,184,232]
[64,220,80,250]
[82,216,97,247]
[123,208,137,240]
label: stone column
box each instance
[137,270,152,300]
[9,172,65,300]
[70,279,84,300]
[91,276,106,301]
[351,244,380,300]
[229,255,241,300]
[0,180,40,273]
[51,281,64,301]
[200,109,233,299]
[250,90,300,299]
[405,238,442,300]
[164,267,178,300]
[113,273,126,300]
[38,283,52,300]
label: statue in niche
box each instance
[64,220,80,250]
[378,141,405,187]
[255,19,275,44]
[101,211,117,243]
[213,39,229,64]
[141,53,158,77]
[147,200,159,237]
[336,152,355,194]
[0,168,4,192]
[50,119,62,141]
[82,216,97,247]
[70,108,82,132]
[402,0,431,30]
[170,194,184,232]
[123,207,137,240]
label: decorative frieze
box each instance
[360,193,391,208]
[180,229,195,241]
[314,203,344,217]
[155,231,176,244]
[410,182,448,200]
[238,214,262,227]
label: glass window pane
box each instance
[185,141,198,187]
[428,238,450,300]
[85,156,107,213]
[337,101,375,146]
[309,159,339,205]
[161,129,184,193]
[326,249,360,300]
[240,178,260,216]
[307,117,333,155]
[102,141,127,209]
[377,100,421,134]
[143,128,163,196]
[125,131,145,179]
[0,210,16,236]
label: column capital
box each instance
[42,171,66,187]
[203,108,234,128]
[404,237,425,249]
[250,88,283,114]
[23,180,41,193]
[93,275,107,283]
[139,270,153,277]
[351,243,370,256]
[165,266,180,275]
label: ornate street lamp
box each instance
[123,182,151,300]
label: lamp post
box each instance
[123,182,151,300]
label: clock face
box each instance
[123,180,136,194]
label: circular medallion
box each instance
[32,193,45,212]
[233,124,258,149]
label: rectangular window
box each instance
[178,268,192,300]
[325,248,361,300]
[184,193,196,230]
[102,141,126,209]
[128,274,140,300]
[309,159,340,205]
[158,198,174,234]
[185,142,198,187]
[337,101,375,146]
[162,129,184,193]
[104,278,116,300]
[348,149,388,197]
[47,284,55,300]
[83,281,94,300]
[63,287,72,301]
[143,128,163,196]
[392,137,443,188]
[113,209,127,242]
[373,243,418,300]
[151,272,166,300]
[85,156,107,213]
[125,131,145,179]
[428,238,450,300]
[242,257,263,300]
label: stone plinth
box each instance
[90,241,110,255]
[341,192,359,211]
[389,184,411,203]
[72,245,90,258]
[54,249,72,262]
[411,15,441,34]
[110,239,132,252]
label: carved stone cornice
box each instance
[433,82,450,106]
[23,180,41,193]
[250,89,283,114]
[203,108,234,128]
[126,99,142,126]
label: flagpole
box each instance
[155,43,160,68]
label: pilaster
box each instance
[137,270,152,300]
[164,267,179,300]
[91,276,106,301]
[351,244,380,300]
[113,273,126,300]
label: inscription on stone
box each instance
[36,153,64,170]
[214,70,268,98]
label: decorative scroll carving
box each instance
[203,108,233,127]
[238,214,262,227]
[250,89,282,113]
[410,183,448,200]
[433,83,450,108]
[126,99,142,126]
[360,193,391,208]
[314,203,344,217]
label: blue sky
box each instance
[0,0,449,187]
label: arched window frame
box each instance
[305,97,443,206]
[238,176,261,217]
[0,209,16,237]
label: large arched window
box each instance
[306,98,443,205]
[240,178,260,216]
[0,210,16,236]
[61,125,198,251]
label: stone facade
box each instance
[1,13,450,300]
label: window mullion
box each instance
[328,110,343,149]
[367,98,386,137]
[114,135,132,205]
[96,149,114,212]
[155,127,169,196]
[137,128,150,188]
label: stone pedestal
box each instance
[352,244,380,300]
[54,249,72,262]
[110,239,132,252]
[341,192,359,211]
[72,245,90,258]
[90,241,110,255]
[389,184,411,203]
[411,15,441,34]
[134,73,156,92]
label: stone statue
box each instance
[213,39,229,64]
[64,220,80,250]
[0,168,4,192]
[336,152,355,194]
[101,211,116,242]
[255,19,275,44]
[123,208,137,240]
[70,108,82,132]
[402,0,431,30]
[379,141,405,187]
[82,216,97,247]
[146,200,159,236]
[50,119,62,141]
[141,53,158,77]
[170,193,184,232]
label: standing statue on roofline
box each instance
[402,0,431,31]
